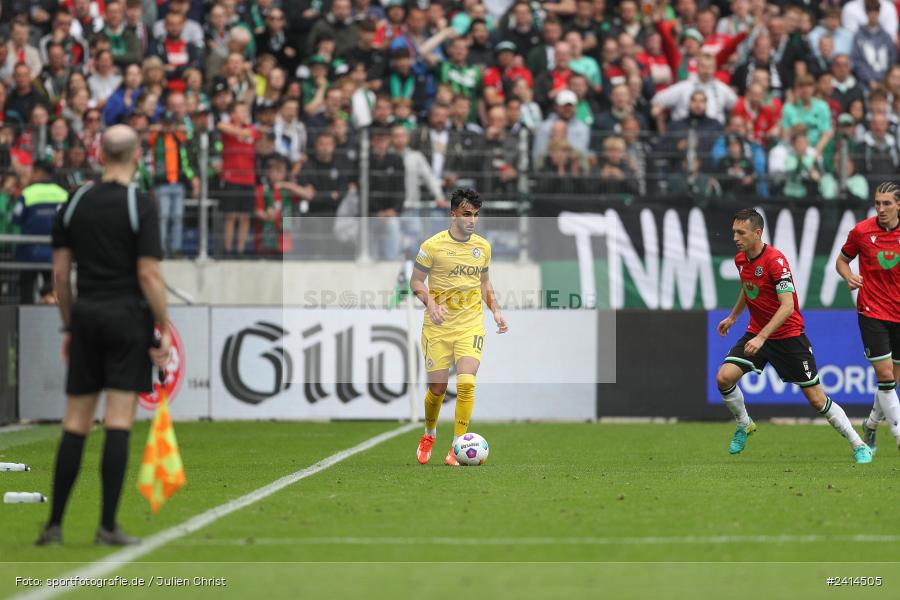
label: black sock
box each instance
[100,429,131,531]
[48,430,87,528]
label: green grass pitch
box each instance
[2,421,900,599]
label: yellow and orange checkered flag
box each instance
[137,381,186,513]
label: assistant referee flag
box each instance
[138,381,186,513]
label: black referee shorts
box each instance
[723,332,820,388]
[859,314,900,364]
[66,298,155,395]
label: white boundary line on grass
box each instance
[171,534,900,547]
[0,425,35,435]
[13,422,419,600]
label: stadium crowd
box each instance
[0,0,899,261]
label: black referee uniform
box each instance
[38,180,162,545]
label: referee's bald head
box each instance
[102,125,140,166]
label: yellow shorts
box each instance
[422,325,485,372]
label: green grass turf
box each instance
[2,421,900,599]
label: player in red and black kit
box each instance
[836,182,900,456]
[715,209,872,463]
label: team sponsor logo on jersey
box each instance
[472,248,481,258]
[871,235,878,244]
[877,250,900,270]
[426,357,434,369]
[754,266,763,277]
[448,264,484,276]
[776,258,784,266]
[743,282,760,300]
[417,248,428,261]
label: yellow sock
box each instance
[454,374,476,438]
[424,388,444,433]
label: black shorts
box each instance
[859,314,900,364]
[218,182,255,214]
[66,298,155,395]
[724,332,820,388]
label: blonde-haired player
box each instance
[410,188,508,466]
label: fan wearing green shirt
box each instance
[781,74,833,160]
[438,37,482,121]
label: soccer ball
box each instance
[453,433,489,466]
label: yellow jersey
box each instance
[415,229,492,332]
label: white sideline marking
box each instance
[13,422,418,600]
[174,534,900,546]
[0,425,35,435]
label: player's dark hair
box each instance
[450,188,482,211]
[734,208,764,231]
[876,181,899,201]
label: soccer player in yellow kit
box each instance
[410,188,508,466]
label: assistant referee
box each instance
[36,125,172,546]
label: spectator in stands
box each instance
[47,117,71,169]
[254,155,299,256]
[733,80,782,147]
[716,133,759,199]
[651,54,737,130]
[620,115,650,195]
[532,89,590,164]
[503,1,542,60]
[568,0,599,53]
[526,16,563,77]
[732,34,784,99]
[483,41,533,107]
[438,37,481,111]
[663,90,723,187]
[597,135,637,196]
[480,104,520,200]
[37,41,71,109]
[149,113,197,257]
[512,77,542,132]
[385,47,433,116]
[390,123,445,211]
[307,0,359,61]
[8,63,47,126]
[69,0,102,40]
[125,0,150,54]
[713,113,767,196]
[449,94,481,133]
[218,101,260,256]
[92,0,141,69]
[256,7,298,74]
[636,32,674,94]
[39,10,88,68]
[851,0,897,89]
[614,1,647,44]
[6,20,42,80]
[367,127,405,259]
[534,41,574,110]
[153,0,204,48]
[809,7,853,60]
[273,97,306,176]
[782,74,833,162]
[567,74,599,128]
[783,124,822,198]
[841,0,898,40]
[152,11,203,94]
[80,108,103,169]
[565,31,601,93]
[535,138,586,201]
[596,83,647,134]
[830,54,865,113]
[467,18,493,69]
[12,160,67,303]
[297,131,355,216]
[347,19,385,91]
[87,50,122,109]
[860,113,899,188]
